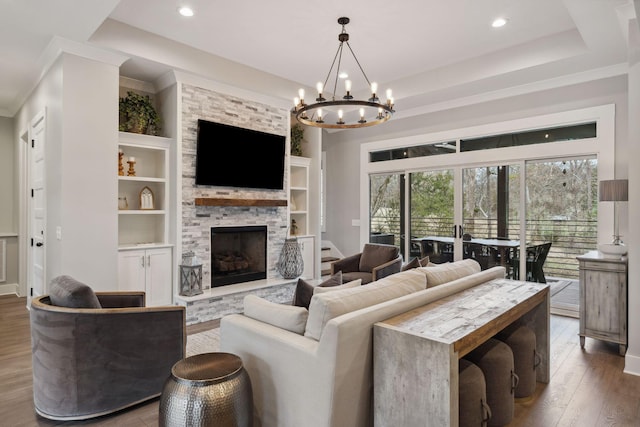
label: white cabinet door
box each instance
[118,249,146,292]
[118,247,172,306]
[298,236,315,279]
[146,247,172,306]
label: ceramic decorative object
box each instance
[276,237,304,279]
[118,196,128,210]
[598,243,627,259]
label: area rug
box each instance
[186,328,221,357]
[549,279,579,318]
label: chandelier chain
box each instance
[345,41,372,87]
[322,43,342,100]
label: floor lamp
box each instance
[598,178,628,258]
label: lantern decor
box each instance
[276,237,304,279]
[179,251,203,296]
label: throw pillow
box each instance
[401,257,420,271]
[48,275,102,308]
[418,256,431,267]
[313,278,362,294]
[244,295,309,334]
[304,272,426,341]
[292,271,343,309]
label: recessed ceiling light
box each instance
[178,6,194,17]
[338,71,348,79]
[492,17,507,28]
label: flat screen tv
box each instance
[195,119,286,190]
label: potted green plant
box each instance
[290,123,304,156]
[119,91,161,135]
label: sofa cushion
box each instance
[401,257,420,271]
[358,243,399,273]
[293,271,342,309]
[313,278,362,294]
[418,259,481,288]
[244,295,309,335]
[304,268,427,340]
[48,275,102,308]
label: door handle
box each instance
[36,242,43,247]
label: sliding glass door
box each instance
[364,106,612,280]
[369,173,403,250]
[524,157,598,281]
[461,164,521,276]
[408,169,455,263]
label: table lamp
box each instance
[598,179,628,258]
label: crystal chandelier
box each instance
[292,17,395,129]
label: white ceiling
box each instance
[0,0,637,118]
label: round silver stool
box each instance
[159,352,253,427]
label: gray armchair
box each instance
[330,243,402,284]
[30,275,186,421]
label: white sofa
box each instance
[220,259,506,427]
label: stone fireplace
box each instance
[210,225,267,287]
[176,83,295,324]
[180,83,290,291]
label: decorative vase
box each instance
[277,238,304,279]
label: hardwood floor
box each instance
[2,294,640,426]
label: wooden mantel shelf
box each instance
[195,198,288,207]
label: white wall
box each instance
[625,16,640,375]
[14,53,119,292]
[14,57,64,295]
[0,117,15,231]
[322,134,362,257]
[58,54,119,290]
[0,116,18,289]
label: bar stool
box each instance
[465,339,518,427]
[459,359,492,427]
[497,324,540,398]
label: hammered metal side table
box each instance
[159,352,253,427]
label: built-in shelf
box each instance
[118,132,171,248]
[195,198,288,207]
[290,156,310,236]
[118,210,166,215]
[119,176,166,183]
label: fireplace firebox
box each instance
[210,226,267,287]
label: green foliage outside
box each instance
[369,159,598,279]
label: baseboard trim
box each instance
[624,352,640,377]
[0,282,19,296]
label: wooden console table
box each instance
[373,279,550,427]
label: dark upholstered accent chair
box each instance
[30,276,186,421]
[330,243,402,284]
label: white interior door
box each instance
[29,113,46,303]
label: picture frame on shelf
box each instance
[139,186,155,210]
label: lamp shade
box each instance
[599,179,628,202]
